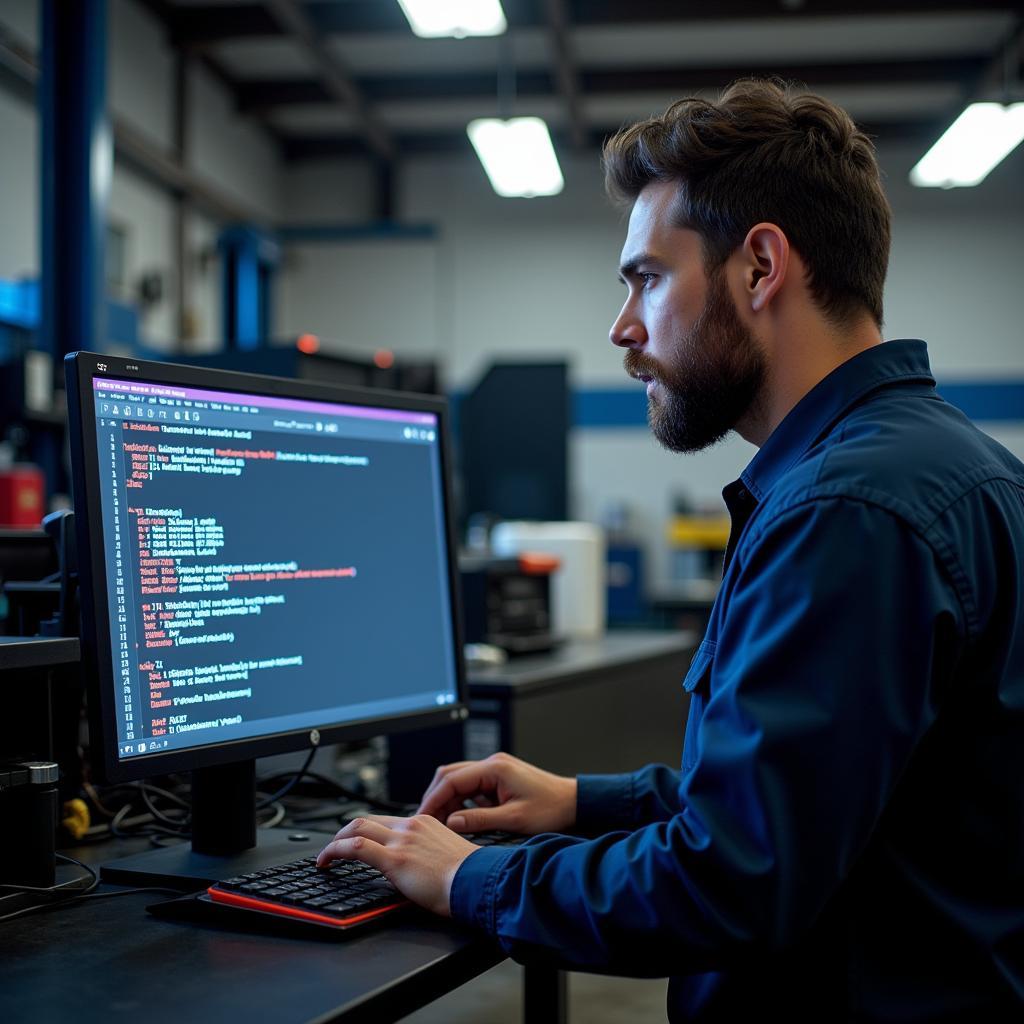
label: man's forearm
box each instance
[575,764,683,836]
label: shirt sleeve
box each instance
[575,764,685,835]
[448,497,966,976]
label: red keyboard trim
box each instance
[207,886,406,929]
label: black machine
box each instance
[64,351,468,893]
[459,553,558,656]
[2,510,78,638]
[457,362,569,531]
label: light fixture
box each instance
[910,102,1024,188]
[397,0,506,39]
[467,117,564,198]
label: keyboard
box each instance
[205,831,521,934]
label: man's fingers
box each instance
[316,834,390,871]
[446,803,522,834]
[416,761,474,815]
[330,817,394,845]
[332,814,402,839]
[418,764,502,818]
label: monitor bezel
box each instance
[66,351,468,785]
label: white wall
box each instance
[187,60,281,224]
[0,0,37,44]
[278,239,440,355]
[0,0,39,281]
[282,159,377,223]
[0,87,38,281]
[184,210,223,352]
[109,0,174,152]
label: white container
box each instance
[491,521,606,639]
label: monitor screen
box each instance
[67,353,465,783]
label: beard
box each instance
[624,268,766,453]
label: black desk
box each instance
[0,635,80,669]
[1,836,508,1024]
[2,631,695,1023]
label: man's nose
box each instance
[609,303,646,349]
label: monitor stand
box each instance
[99,760,335,891]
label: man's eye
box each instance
[640,273,657,286]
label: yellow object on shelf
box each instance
[666,516,731,549]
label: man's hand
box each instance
[417,752,577,836]
[316,814,477,917]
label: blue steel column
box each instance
[40,0,111,363]
[219,226,279,351]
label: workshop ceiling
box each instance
[140,0,1024,163]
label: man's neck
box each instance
[738,318,883,448]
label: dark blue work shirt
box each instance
[451,340,1024,1022]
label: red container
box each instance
[0,466,45,527]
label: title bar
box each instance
[94,377,437,425]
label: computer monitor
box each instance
[65,352,467,888]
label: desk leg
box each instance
[523,964,567,1024]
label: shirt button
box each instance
[736,487,747,501]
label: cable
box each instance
[255,768,411,814]
[139,781,191,812]
[0,884,183,924]
[79,754,392,845]
[0,853,99,898]
[138,783,191,830]
[257,801,286,828]
[255,746,317,810]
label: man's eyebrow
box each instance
[618,253,660,282]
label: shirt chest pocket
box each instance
[681,639,715,773]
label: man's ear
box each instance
[741,223,789,313]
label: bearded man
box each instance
[318,81,1024,1023]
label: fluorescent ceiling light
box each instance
[397,0,506,38]
[467,117,565,198]
[910,102,1024,188]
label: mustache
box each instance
[623,351,662,381]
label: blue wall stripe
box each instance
[935,383,1024,423]
[573,389,649,428]
[573,382,1024,429]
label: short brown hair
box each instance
[603,79,891,327]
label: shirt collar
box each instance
[737,339,936,503]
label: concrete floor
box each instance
[404,959,668,1023]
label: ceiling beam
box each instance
[581,56,990,92]
[543,0,586,148]
[238,73,555,112]
[235,55,989,114]
[972,17,1024,96]
[262,0,394,161]
[566,0,1024,24]
[164,1,1024,45]
[280,117,942,162]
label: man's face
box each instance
[610,181,766,453]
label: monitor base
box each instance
[99,826,336,891]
